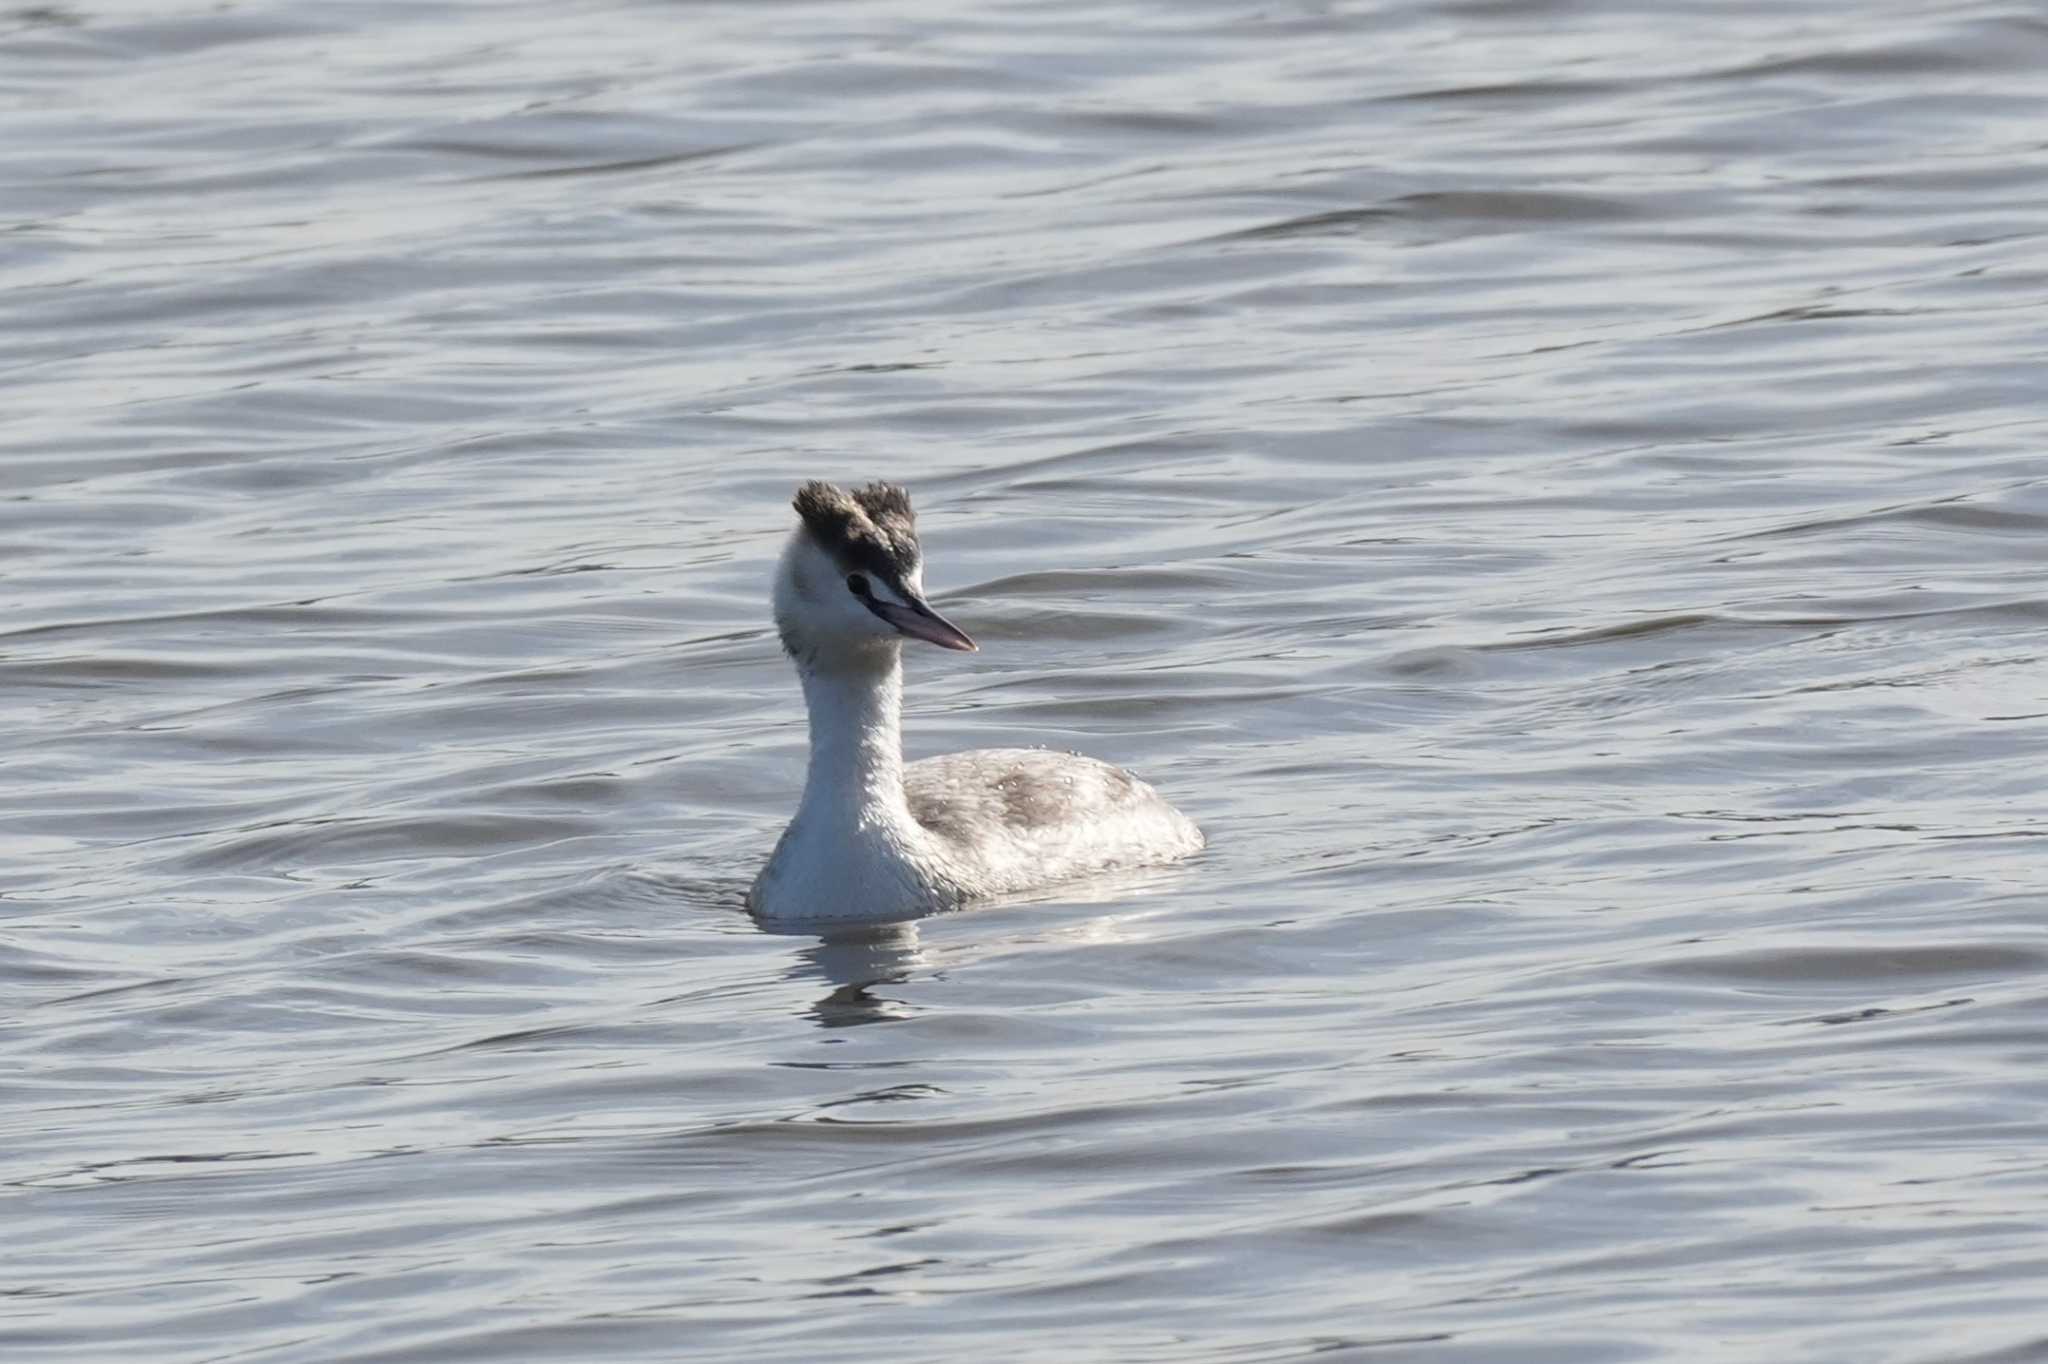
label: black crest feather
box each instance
[792,480,920,585]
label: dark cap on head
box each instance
[793,480,921,585]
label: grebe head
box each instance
[774,480,977,666]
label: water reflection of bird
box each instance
[789,924,926,1028]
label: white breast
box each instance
[749,748,1202,922]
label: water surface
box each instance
[4,1,2047,1360]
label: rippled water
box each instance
[6,1,2048,1359]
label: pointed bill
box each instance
[873,598,977,651]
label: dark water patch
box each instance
[1647,942,2048,986]
[1736,498,2048,542]
[1388,76,1628,105]
[969,566,1236,598]
[478,142,765,183]
[0,653,241,687]
[168,813,607,875]
[1210,190,1647,246]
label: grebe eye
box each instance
[846,573,870,597]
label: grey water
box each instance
[5,1,2047,1360]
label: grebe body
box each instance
[748,481,1202,923]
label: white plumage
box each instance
[747,482,1202,923]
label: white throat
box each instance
[750,639,943,921]
[792,643,909,827]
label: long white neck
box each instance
[793,643,908,828]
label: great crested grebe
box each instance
[747,480,1203,922]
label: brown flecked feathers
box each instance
[792,480,921,585]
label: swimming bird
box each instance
[748,481,1203,922]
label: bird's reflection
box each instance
[773,921,928,1028]
[751,865,1194,1028]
